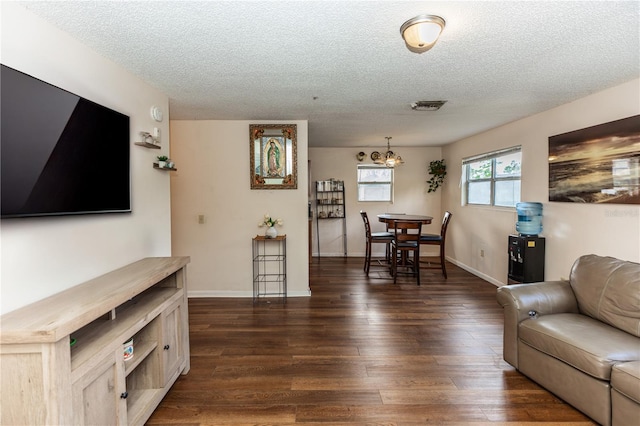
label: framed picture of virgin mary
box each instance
[250,124,297,189]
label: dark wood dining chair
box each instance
[384,213,405,261]
[360,211,394,276]
[391,220,423,285]
[419,211,452,279]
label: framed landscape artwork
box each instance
[548,115,640,204]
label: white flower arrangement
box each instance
[258,213,283,228]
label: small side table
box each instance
[252,235,287,303]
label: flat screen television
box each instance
[1,64,131,218]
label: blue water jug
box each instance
[516,202,543,236]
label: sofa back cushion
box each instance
[570,254,640,337]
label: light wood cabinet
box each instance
[0,256,190,425]
[72,351,126,425]
[161,300,185,385]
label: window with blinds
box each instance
[357,165,393,202]
[462,146,522,207]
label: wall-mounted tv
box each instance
[1,64,131,218]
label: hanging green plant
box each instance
[427,159,447,193]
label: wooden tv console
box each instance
[0,256,190,425]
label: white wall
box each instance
[1,3,173,314]
[2,3,637,313]
[309,147,443,257]
[443,78,640,285]
[169,120,310,297]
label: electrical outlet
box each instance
[480,249,485,258]
[198,214,205,224]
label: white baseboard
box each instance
[445,256,503,287]
[188,289,312,298]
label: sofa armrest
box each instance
[496,280,579,368]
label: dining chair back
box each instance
[391,220,423,285]
[360,211,394,276]
[419,211,452,279]
[383,213,405,259]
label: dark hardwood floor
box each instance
[147,257,594,425]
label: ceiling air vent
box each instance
[410,100,447,111]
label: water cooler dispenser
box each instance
[508,202,545,284]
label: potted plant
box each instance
[258,213,283,238]
[157,155,169,168]
[427,159,447,193]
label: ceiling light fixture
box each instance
[400,14,446,54]
[375,137,404,168]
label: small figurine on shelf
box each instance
[140,131,158,145]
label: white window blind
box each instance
[357,165,393,202]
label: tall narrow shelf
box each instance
[315,179,347,257]
[252,235,287,303]
[0,257,191,426]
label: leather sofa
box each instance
[497,254,640,426]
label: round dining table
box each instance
[377,214,433,225]
[377,214,433,273]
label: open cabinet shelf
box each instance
[0,257,191,426]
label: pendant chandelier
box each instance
[375,137,404,168]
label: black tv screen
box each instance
[1,64,131,218]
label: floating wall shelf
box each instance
[153,163,177,171]
[134,142,161,149]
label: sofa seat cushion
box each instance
[612,361,640,403]
[519,313,640,380]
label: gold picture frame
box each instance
[250,124,297,189]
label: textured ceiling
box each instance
[18,1,640,148]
